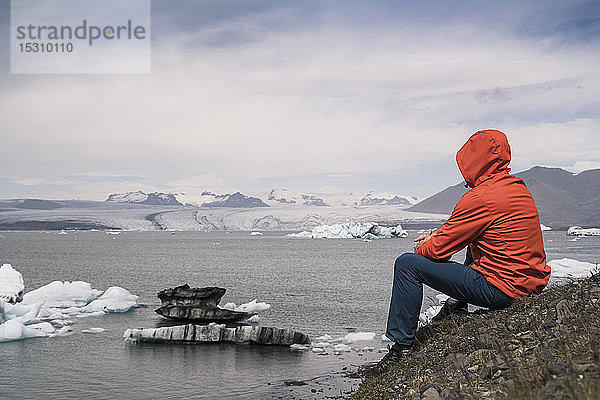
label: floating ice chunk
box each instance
[333,343,352,352]
[50,319,73,327]
[540,224,552,231]
[311,347,325,353]
[27,322,55,334]
[51,326,73,337]
[286,221,407,239]
[571,237,580,242]
[315,334,333,342]
[0,264,24,303]
[0,318,49,342]
[22,281,102,308]
[285,231,312,238]
[208,322,226,329]
[2,301,44,324]
[233,299,271,313]
[250,232,263,236]
[566,226,600,236]
[75,311,105,318]
[343,332,376,343]
[220,302,236,311]
[290,343,310,351]
[82,327,106,334]
[548,258,599,284]
[81,286,138,313]
[246,315,260,324]
[312,342,331,348]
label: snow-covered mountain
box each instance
[106,189,420,209]
[200,192,269,208]
[266,188,328,206]
[106,191,183,206]
[357,192,421,207]
[106,191,269,208]
[266,188,420,208]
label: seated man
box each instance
[361,129,550,378]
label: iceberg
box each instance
[250,232,263,236]
[22,281,103,308]
[0,264,138,342]
[548,258,599,283]
[285,221,408,239]
[540,224,552,231]
[0,264,24,303]
[81,287,138,313]
[566,226,600,236]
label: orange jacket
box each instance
[415,129,549,299]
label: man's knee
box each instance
[394,252,422,273]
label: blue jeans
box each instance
[385,250,513,346]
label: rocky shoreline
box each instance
[351,272,600,399]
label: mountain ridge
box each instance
[408,166,600,227]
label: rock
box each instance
[556,299,574,324]
[573,360,595,374]
[547,361,568,376]
[155,284,250,322]
[284,380,307,386]
[420,383,442,400]
[475,333,494,349]
[124,324,310,346]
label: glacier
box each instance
[285,221,408,239]
[0,265,138,342]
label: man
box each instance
[360,129,550,378]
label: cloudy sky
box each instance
[0,0,599,200]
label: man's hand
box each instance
[414,229,437,252]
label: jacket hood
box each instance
[456,129,511,187]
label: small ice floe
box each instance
[311,347,325,354]
[285,220,408,239]
[571,237,580,242]
[314,334,333,342]
[343,332,376,343]
[290,343,310,351]
[0,264,24,304]
[106,231,121,235]
[333,343,351,352]
[221,299,271,313]
[208,322,226,329]
[75,311,105,318]
[246,315,260,324]
[51,326,73,337]
[540,224,552,231]
[250,232,263,236]
[59,230,68,235]
[566,226,600,236]
[82,327,105,334]
[548,258,600,284]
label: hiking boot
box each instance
[431,298,468,323]
[358,343,411,379]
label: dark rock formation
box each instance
[155,284,251,322]
[124,324,310,346]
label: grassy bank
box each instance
[351,273,600,399]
